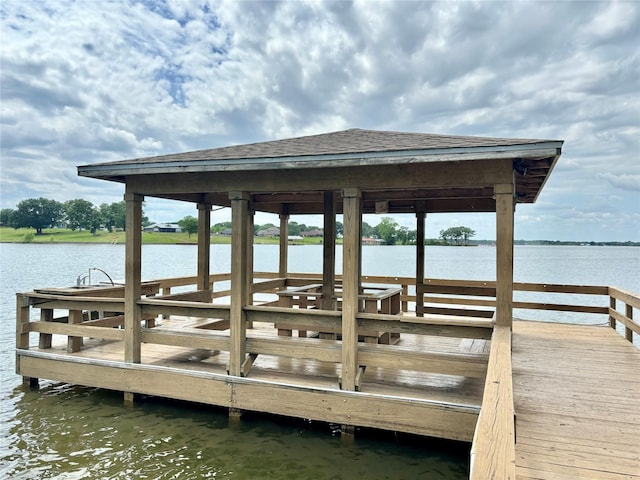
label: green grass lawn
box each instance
[0,227,329,245]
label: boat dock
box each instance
[16,274,640,479]
[14,129,640,478]
[513,321,639,480]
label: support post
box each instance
[322,192,336,310]
[197,203,212,293]
[416,210,426,317]
[279,212,289,278]
[124,192,143,363]
[228,192,250,377]
[16,293,38,388]
[67,310,83,353]
[341,188,361,392]
[495,184,514,328]
[246,209,254,306]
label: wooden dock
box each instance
[16,274,640,479]
[512,320,640,480]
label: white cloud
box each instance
[1,0,639,241]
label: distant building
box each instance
[362,237,385,245]
[144,223,182,233]
[257,226,280,237]
[302,229,323,237]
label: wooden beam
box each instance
[322,191,336,310]
[197,203,212,292]
[124,192,143,363]
[228,191,250,377]
[341,188,361,391]
[128,157,518,197]
[495,183,514,328]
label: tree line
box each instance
[2,197,476,246]
[0,197,144,235]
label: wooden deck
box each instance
[512,320,640,480]
[16,276,640,479]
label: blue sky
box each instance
[1,0,639,241]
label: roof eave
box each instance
[77,142,563,181]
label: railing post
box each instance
[16,293,38,388]
[625,303,633,342]
[609,296,616,329]
[38,308,53,349]
[67,309,83,353]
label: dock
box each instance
[513,321,640,480]
[14,128,640,478]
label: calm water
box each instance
[1,243,638,479]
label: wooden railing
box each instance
[469,323,515,480]
[608,286,640,343]
[16,272,638,477]
[18,273,638,357]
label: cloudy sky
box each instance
[1,0,638,241]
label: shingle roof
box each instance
[86,128,558,167]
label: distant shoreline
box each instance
[1,228,637,247]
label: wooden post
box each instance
[609,297,616,329]
[246,209,254,306]
[322,191,336,310]
[124,192,143,364]
[228,192,249,377]
[625,303,633,342]
[38,308,53,349]
[279,212,289,279]
[341,188,361,391]
[67,310,83,353]
[197,203,212,293]
[495,184,514,328]
[416,210,426,317]
[16,293,38,387]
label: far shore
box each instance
[0,228,637,247]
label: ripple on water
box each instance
[3,384,469,479]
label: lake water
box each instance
[1,243,638,479]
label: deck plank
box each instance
[513,321,640,480]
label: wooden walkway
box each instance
[512,321,640,480]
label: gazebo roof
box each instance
[78,128,563,214]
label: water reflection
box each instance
[5,383,468,479]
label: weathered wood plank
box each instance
[609,307,640,335]
[17,349,480,441]
[140,328,230,351]
[470,324,515,480]
[608,286,640,309]
[513,321,640,480]
[358,343,488,378]
[30,321,125,341]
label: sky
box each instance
[1,0,639,242]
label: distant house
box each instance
[302,229,323,237]
[257,226,280,237]
[362,237,385,245]
[144,223,182,233]
[219,227,233,236]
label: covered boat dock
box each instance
[16,129,640,479]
